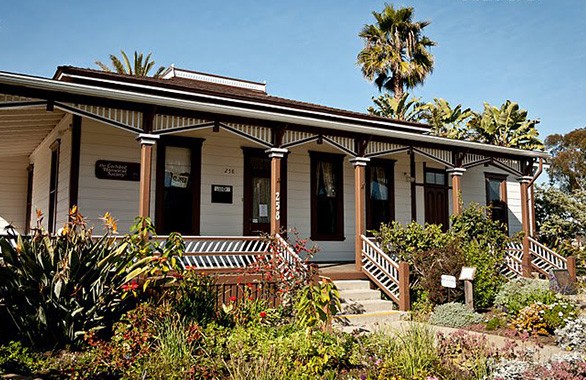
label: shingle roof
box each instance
[54,66,430,132]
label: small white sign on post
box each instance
[459,267,477,281]
[441,275,457,289]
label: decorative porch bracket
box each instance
[137,133,159,218]
[350,156,370,271]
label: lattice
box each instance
[282,130,316,146]
[154,114,211,132]
[223,123,272,146]
[0,94,41,103]
[417,147,453,166]
[462,153,487,166]
[365,141,407,157]
[360,236,401,304]
[494,158,522,174]
[67,104,142,130]
[324,135,356,155]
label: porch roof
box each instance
[0,68,549,160]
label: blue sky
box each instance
[1,0,584,138]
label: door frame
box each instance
[155,135,203,235]
[423,166,449,231]
[365,158,395,233]
[242,147,287,235]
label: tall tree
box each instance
[545,128,586,192]
[467,100,543,150]
[357,4,436,100]
[95,50,165,78]
[368,92,425,122]
[420,98,474,139]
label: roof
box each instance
[0,68,549,160]
[53,66,431,133]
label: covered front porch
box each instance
[0,67,568,311]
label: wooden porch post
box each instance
[447,168,466,216]
[266,148,288,235]
[350,157,370,271]
[137,134,159,218]
[399,261,410,311]
[518,175,533,277]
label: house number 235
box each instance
[275,191,280,221]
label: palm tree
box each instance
[420,98,474,139]
[357,4,436,100]
[95,50,165,78]
[368,92,425,122]
[467,100,544,150]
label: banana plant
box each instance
[420,98,474,139]
[368,92,426,122]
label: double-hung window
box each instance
[485,173,508,230]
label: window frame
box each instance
[48,139,60,233]
[309,151,345,241]
[484,172,509,229]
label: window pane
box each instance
[312,154,343,239]
[488,179,501,202]
[317,161,336,197]
[370,166,388,201]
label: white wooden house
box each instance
[0,66,571,310]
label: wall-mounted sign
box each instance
[95,160,140,181]
[211,185,233,204]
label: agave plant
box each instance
[0,208,184,348]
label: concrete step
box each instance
[339,288,382,302]
[334,310,406,332]
[340,299,395,315]
[333,280,372,291]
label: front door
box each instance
[424,168,449,231]
[155,137,202,235]
[243,148,286,235]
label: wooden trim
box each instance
[365,158,396,232]
[25,164,34,234]
[410,149,416,221]
[155,136,203,234]
[48,139,60,233]
[68,115,81,210]
[309,151,345,241]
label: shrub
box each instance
[295,278,341,331]
[555,317,586,352]
[0,209,185,349]
[168,269,217,326]
[494,278,556,315]
[541,300,577,330]
[429,302,483,328]
[436,330,496,379]
[373,221,450,262]
[509,303,550,336]
[0,341,40,376]
[452,203,510,309]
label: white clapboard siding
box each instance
[77,118,155,232]
[0,155,29,232]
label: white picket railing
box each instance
[503,241,524,279]
[503,237,568,278]
[529,236,567,275]
[360,235,401,305]
[152,235,271,270]
[273,233,307,280]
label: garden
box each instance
[0,206,585,380]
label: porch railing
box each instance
[360,235,401,306]
[273,233,307,280]
[503,237,569,278]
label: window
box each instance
[485,173,508,229]
[366,159,395,231]
[310,152,344,241]
[48,140,60,233]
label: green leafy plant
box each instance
[494,278,556,316]
[429,302,483,328]
[510,302,550,336]
[168,269,217,326]
[0,209,185,349]
[541,300,577,331]
[0,341,41,376]
[295,279,341,331]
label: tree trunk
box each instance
[392,75,404,102]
